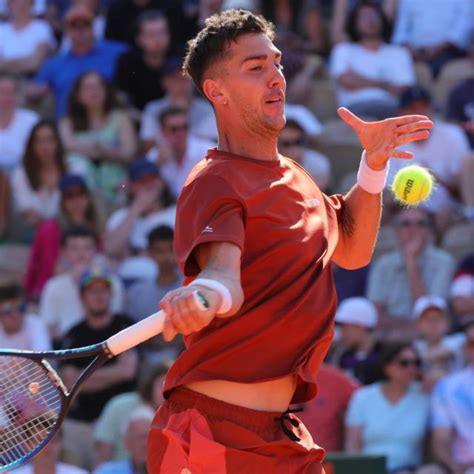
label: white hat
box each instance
[413,295,447,319]
[335,297,378,328]
[450,275,474,298]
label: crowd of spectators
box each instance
[0,0,473,473]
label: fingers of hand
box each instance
[394,130,431,147]
[162,316,177,342]
[395,120,433,135]
[388,150,414,160]
[337,107,364,128]
[390,114,432,126]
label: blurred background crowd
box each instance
[0,0,473,473]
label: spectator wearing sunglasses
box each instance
[146,106,215,199]
[0,283,51,351]
[345,342,443,474]
[367,207,455,339]
[413,295,465,392]
[278,119,331,191]
[431,317,474,474]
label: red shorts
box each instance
[147,387,325,474]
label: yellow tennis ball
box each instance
[392,165,434,206]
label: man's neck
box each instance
[87,312,112,329]
[216,122,279,162]
[72,43,94,56]
[13,17,31,30]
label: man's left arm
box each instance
[332,108,433,269]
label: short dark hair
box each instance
[183,9,275,95]
[61,225,97,247]
[346,1,392,43]
[158,106,188,128]
[148,225,174,247]
[0,284,24,303]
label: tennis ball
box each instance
[392,165,434,206]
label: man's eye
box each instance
[251,66,263,71]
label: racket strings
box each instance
[0,356,62,468]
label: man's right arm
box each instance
[160,241,244,342]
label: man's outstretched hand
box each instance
[337,107,433,171]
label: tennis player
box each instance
[148,9,433,473]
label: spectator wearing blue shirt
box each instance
[345,342,443,474]
[27,5,127,117]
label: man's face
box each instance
[208,33,286,136]
[81,281,111,317]
[356,6,382,39]
[66,18,94,51]
[417,308,449,344]
[148,239,175,272]
[161,112,189,153]
[8,0,32,18]
[162,72,193,101]
[124,419,150,466]
[63,236,96,267]
[395,208,430,246]
[0,298,24,335]
[137,18,170,55]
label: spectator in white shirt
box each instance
[278,118,331,191]
[105,159,176,260]
[0,0,55,76]
[388,86,472,233]
[146,106,215,199]
[0,283,51,351]
[140,57,216,152]
[392,0,473,78]
[0,72,38,174]
[10,120,66,232]
[39,226,123,340]
[330,1,414,120]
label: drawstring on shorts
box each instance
[274,407,304,442]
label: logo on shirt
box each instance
[305,198,321,209]
[202,226,214,233]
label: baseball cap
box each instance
[450,275,474,298]
[413,295,447,319]
[79,267,112,290]
[60,174,88,193]
[335,297,378,328]
[64,5,93,25]
[128,159,160,182]
[399,86,432,109]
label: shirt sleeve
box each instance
[33,57,55,86]
[390,47,415,86]
[27,315,52,351]
[329,43,350,78]
[174,173,245,276]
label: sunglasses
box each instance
[397,219,429,228]
[280,138,304,147]
[0,302,25,316]
[396,358,422,368]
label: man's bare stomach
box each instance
[184,374,297,412]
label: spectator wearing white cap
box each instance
[413,295,465,392]
[450,275,474,328]
[94,405,154,474]
[332,297,384,385]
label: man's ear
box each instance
[202,78,228,106]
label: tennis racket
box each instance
[0,291,208,472]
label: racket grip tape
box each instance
[105,290,208,356]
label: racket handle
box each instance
[105,291,209,356]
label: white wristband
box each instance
[189,278,233,314]
[357,151,389,194]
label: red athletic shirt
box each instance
[164,148,346,404]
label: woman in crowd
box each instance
[24,174,103,301]
[59,71,137,209]
[10,120,66,240]
[345,342,444,474]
